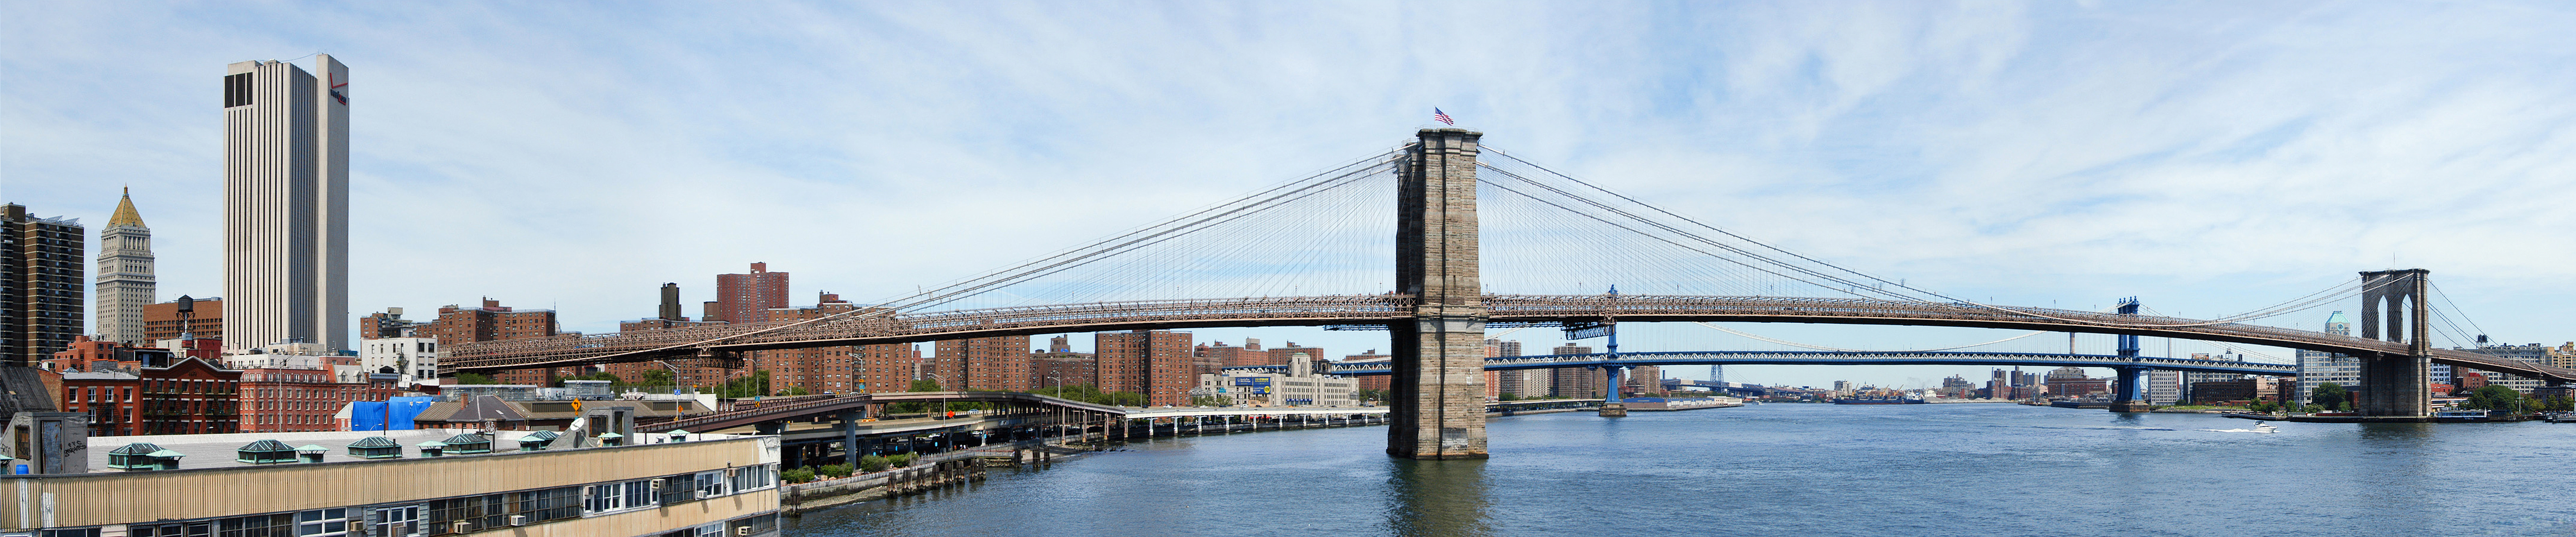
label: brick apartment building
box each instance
[1027,351,1095,394]
[1097,329,1194,406]
[706,262,790,324]
[431,298,562,384]
[934,335,1031,392]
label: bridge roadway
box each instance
[644,391,1604,439]
[1233,350,2302,376]
[445,294,2576,383]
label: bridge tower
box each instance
[2108,298,2155,413]
[2356,269,2432,418]
[1388,128,1491,459]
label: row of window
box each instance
[55,467,778,537]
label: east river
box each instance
[783,403,2574,537]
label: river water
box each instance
[783,403,2574,537]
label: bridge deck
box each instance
[446,294,2576,383]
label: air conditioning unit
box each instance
[651,478,665,490]
[508,515,528,526]
[725,468,740,478]
[737,526,751,536]
[452,521,473,533]
[695,490,711,499]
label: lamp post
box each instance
[650,360,685,395]
[1050,374,1063,399]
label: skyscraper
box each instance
[96,188,156,345]
[222,55,350,350]
[2296,311,2361,403]
[3,204,86,366]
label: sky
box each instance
[5,1,2573,389]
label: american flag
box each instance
[1433,108,1454,125]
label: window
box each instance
[584,479,656,513]
[427,494,505,535]
[370,505,422,537]
[696,470,730,499]
[296,508,348,537]
[215,512,294,537]
[516,486,581,523]
[730,464,775,492]
[130,521,213,537]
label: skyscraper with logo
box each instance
[96,188,156,345]
[222,55,350,351]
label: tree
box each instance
[2309,383,2350,412]
[2539,395,2576,413]
[638,368,675,387]
[455,372,497,385]
[2461,385,2526,414]
[722,371,773,398]
[1191,395,1232,407]
[909,379,942,392]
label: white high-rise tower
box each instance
[222,55,349,351]
[95,188,155,345]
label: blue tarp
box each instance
[349,396,436,431]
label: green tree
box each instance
[1498,393,1522,402]
[722,371,773,398]
[779,385,811,396]
[1191,395,1232,407]
[455,372,497,385]
[638,368,675,387]
[2461,385,2527,414]
[909,379,943,392]
[2538,395,2575,412]
[2309,383,2351,412]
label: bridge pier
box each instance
[1388,128,1490,460]
[2356,269,2432,419]
[2108,366,2154,413]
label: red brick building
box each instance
[60,370,143,436]
[140,357,241,435]
[239,367,400,432]
[1097,330,1194,406]
[140,296,222,342]
[707,262,790,324]
[46,335,173,372]
[934,335,1031,392]
[431,298,561,384]
[1027,351,1095,393]
[749,295,866,394]
[357,307,426,339]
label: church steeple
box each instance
[107,186,146,228]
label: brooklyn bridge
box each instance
[446,129,2576,459]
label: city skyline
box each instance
[6,3,2574,388]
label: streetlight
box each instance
[650,360,685,395]
[1050,373,1063,399]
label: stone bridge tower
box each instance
[1389,128,1490,459]
[2356,268,2431,418]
